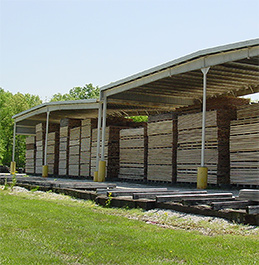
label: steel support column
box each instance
[96,102,103,171]
[42,110,50,177]
[44,110,50,165]
[201,67,210,166]
[101,96,107,161]
[12,122,16,162]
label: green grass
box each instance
[0,189,258,265]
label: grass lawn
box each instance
[0,188,258,265]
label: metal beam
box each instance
[16,125,36,135]
[101,97,107,161]
[201,67,210,167]
[110,92,196,106]
[96,102,103,171]
[44,111,50,166]
[12,122,16,162]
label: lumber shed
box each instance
[12,38,259,187]
[96,38,259,186]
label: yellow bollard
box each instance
[10,161,16,174]
[94,171,99,182]
[197,167,208,189]
[98,161,106,182]
[42,165,48,178]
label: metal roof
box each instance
[101,38,259,110]
[13,98,161,135]
[13,99,99,135]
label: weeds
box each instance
[105,192,112,207]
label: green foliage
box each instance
[50,83,100,102]
[128,116,148,122]
[0,88,42,167]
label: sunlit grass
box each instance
[0,188,258,264]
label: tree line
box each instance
[0,84,100,168]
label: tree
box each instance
[0,88,42,168]
[50,83,100,102]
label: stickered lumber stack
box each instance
[59,119,81,176]
[119,127,147,180]
[177,109,236,185]
[68,126,81,176]
[35,123,45,174]
[25,136,36,174]
[47,131,59,175]
[59,126,69,176]
[91,126,121,179]
[230,104,259,186]
[147,113,177,182]
[80,119,92,177]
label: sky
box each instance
[0,0,259,102]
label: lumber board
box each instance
[148,120,173,136]
[237,189,259,202]
[148,134,172,148]
[148,148,172,165]
[120,138,144,149]
[178,111,217,131]
[211,200,252,210]
[108,188,168,197]
[68,165,79,176]
[133,190,207,199]
[246,205,259,214]
[26,136,35,145]
[156,193,233,203]
[120,127,144,137]
[147,165,172,182]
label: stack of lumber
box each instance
[47,131,59,175]
[147,113,177,182]
[58,119,81,176]
[177,109,236,184]
[91,126,121,179]
[25,136,36,174]
[177,111,218,184]
[230,104,259,186]
[59,125,69,176]
[119,127,147,180]
[35,123,45,174]
[80,119,92,177]
[68,126,81,176]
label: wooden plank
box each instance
[147,165,172,182]
[156,193,233,203]
[133,190,207,199]
[148,148,172,165]
[148,134,172,148]
[211,200,251,210]
[178,111,217,131]
[246,205,259,214]
[108,188,168,197]
[237,189,259,202]
[148,120,173,136]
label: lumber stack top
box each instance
[178,111,217,131]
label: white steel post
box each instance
[201,67,210,167]
[12,122,16,162]
[101,96,107,161]
[96,102,103,171]
[44,110,50,166]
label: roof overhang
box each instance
[13,99,99,135]
[101,38,259,110]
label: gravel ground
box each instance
[3,186,259,237]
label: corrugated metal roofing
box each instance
[101,38,259,110]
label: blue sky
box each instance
[0,0,259,101]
